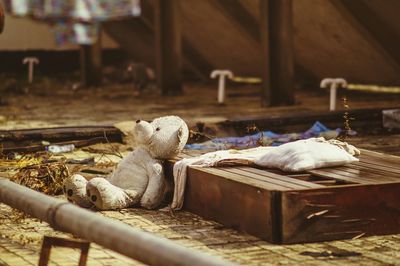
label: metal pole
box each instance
[0,178,235,266]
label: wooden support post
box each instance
[80,31,102,87]
[0,3,5,34]
[154,0,182,95]
[260,0,295,106]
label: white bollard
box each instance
[23,57,40,83]
[320,78,348,111]
[210,70,234,104]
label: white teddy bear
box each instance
[63,116,189,210]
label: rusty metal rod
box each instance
[0,178,235,266]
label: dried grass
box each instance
[7,154,69,195]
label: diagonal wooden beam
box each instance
[331,0,400,72]
[103,18,156,66]
[141,0,213,80]
[213,0,260,44]
[104,2,212,81]
[214,0,317,90]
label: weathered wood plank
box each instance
[334,166,400,181]
[281,183,400,243]
[235,167,323,189]
[183,166,276,242]
[358,155,400,171]
[354,161,400,175]
[0,126,122,154]
[0,126,122,142]
[220,107,397,136]
[309,167,399,183]
[341,163,400,178]
[222,167,306,190]
[306,169,365,184]
[198,167,291,191]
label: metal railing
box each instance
[0,178,236,266]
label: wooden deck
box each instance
[166,149,400,244]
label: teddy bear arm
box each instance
[140,162,165,209]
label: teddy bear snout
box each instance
[134,120,154,144]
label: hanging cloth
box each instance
[3,0,140,44]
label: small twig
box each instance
[168,204,176,218]
[103,131,123,158]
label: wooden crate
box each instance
[165,149,400,244]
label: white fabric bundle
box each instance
[171,138,360,210]
[254,137,359,172]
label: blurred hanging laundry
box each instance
[3,0,140,44]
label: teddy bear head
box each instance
[134,116,189,159]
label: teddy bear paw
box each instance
[63,174,92,208]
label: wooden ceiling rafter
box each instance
[214,0,318,88]
[103,18,155,66]
[141,0,213,81]
[330,0,400,73]
[213,0,261,44]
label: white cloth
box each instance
[171,138,360,210]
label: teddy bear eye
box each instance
[156,127,160,131]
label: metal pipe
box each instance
[0,178,235,266]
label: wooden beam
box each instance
[80,32,102,87]
[331,0,400,72]
[154,0,182,95]
[214,0,316,89]
[213,0,260,43]
[140,1,212,80]
[103,19,155,66]
[260,0,295,106]
[0,3,4,34]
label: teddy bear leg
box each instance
[63,174,93,208]
[87,177,141,210]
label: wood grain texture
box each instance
[281,183,400,243]
[166,147,400,244]
[184,166,276,242]
[331,0,400,72]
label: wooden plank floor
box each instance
[173,148,400,189]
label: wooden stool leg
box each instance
[78,243,90,266]
[38,236,90,266]
[38,237,52,266]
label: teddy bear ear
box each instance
[177,125,188,144]
[177,126,184,142]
